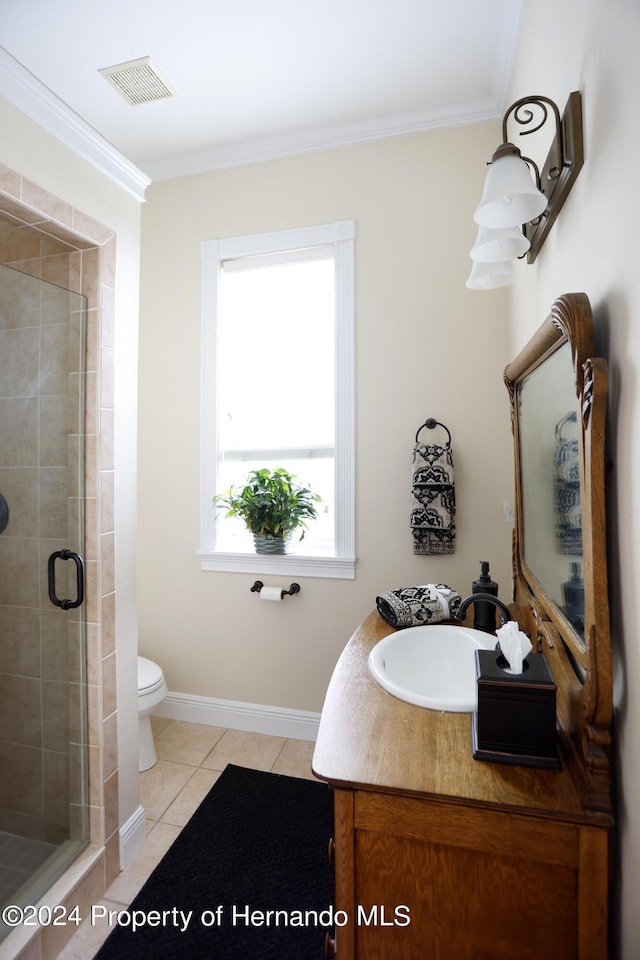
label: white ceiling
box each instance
[0,0,523,185]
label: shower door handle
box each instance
[0,493,8,535]
[48,549,85,610]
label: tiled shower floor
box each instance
[0,832,58,908]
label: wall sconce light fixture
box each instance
[466,91,583,290]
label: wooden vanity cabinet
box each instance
[330,786,607,960]
[314,295,615,960]
[313,612,612,960]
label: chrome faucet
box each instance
[455,593,512,633]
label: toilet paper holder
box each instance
[250,580,301,599]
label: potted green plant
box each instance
[212,467,321,554]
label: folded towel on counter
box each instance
[410,441,455,555]
[376,583,462,629]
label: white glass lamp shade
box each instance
[465,259,513,291]
[474,145,548,229]
[470,225,531,263]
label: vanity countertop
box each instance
[312,610,592,823]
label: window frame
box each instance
[199,221,356,579]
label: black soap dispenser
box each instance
[472,561,499,633]
[562,562,585,632]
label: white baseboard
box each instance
[154,691,321,742]
[119,804,146,869]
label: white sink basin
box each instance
[368,624,497,712]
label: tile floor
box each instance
[56,717,318,960]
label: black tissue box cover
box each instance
[472,649,560,769]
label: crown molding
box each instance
[490,0,525,111]
[146,93,502,181]
[0,46,150,201]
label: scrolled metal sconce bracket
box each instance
[501,91,583,262]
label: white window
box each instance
[200,222,355,578]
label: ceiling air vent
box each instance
[99,56,175,106]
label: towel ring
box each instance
[415,418,452,446]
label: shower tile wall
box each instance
[0,163,119,953]
[0,265,82,845]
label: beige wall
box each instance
[506,1,639,956]
[138,123,514,713]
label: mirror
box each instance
[504,293,612,815]
[518,342,585,642]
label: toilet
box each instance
[137,656,168,772]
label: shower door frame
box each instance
[0,263,89,920]
[0,175,120,956]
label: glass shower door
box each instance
[0,263,89,934]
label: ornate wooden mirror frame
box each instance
[504,292,613,818]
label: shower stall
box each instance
[0,262,89,937]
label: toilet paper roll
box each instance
[260,586,283,602]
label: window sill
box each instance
[198,550,355,580]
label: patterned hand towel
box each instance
[410,440,455,555]
[376,583,462,628]
[553,412,582,554]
